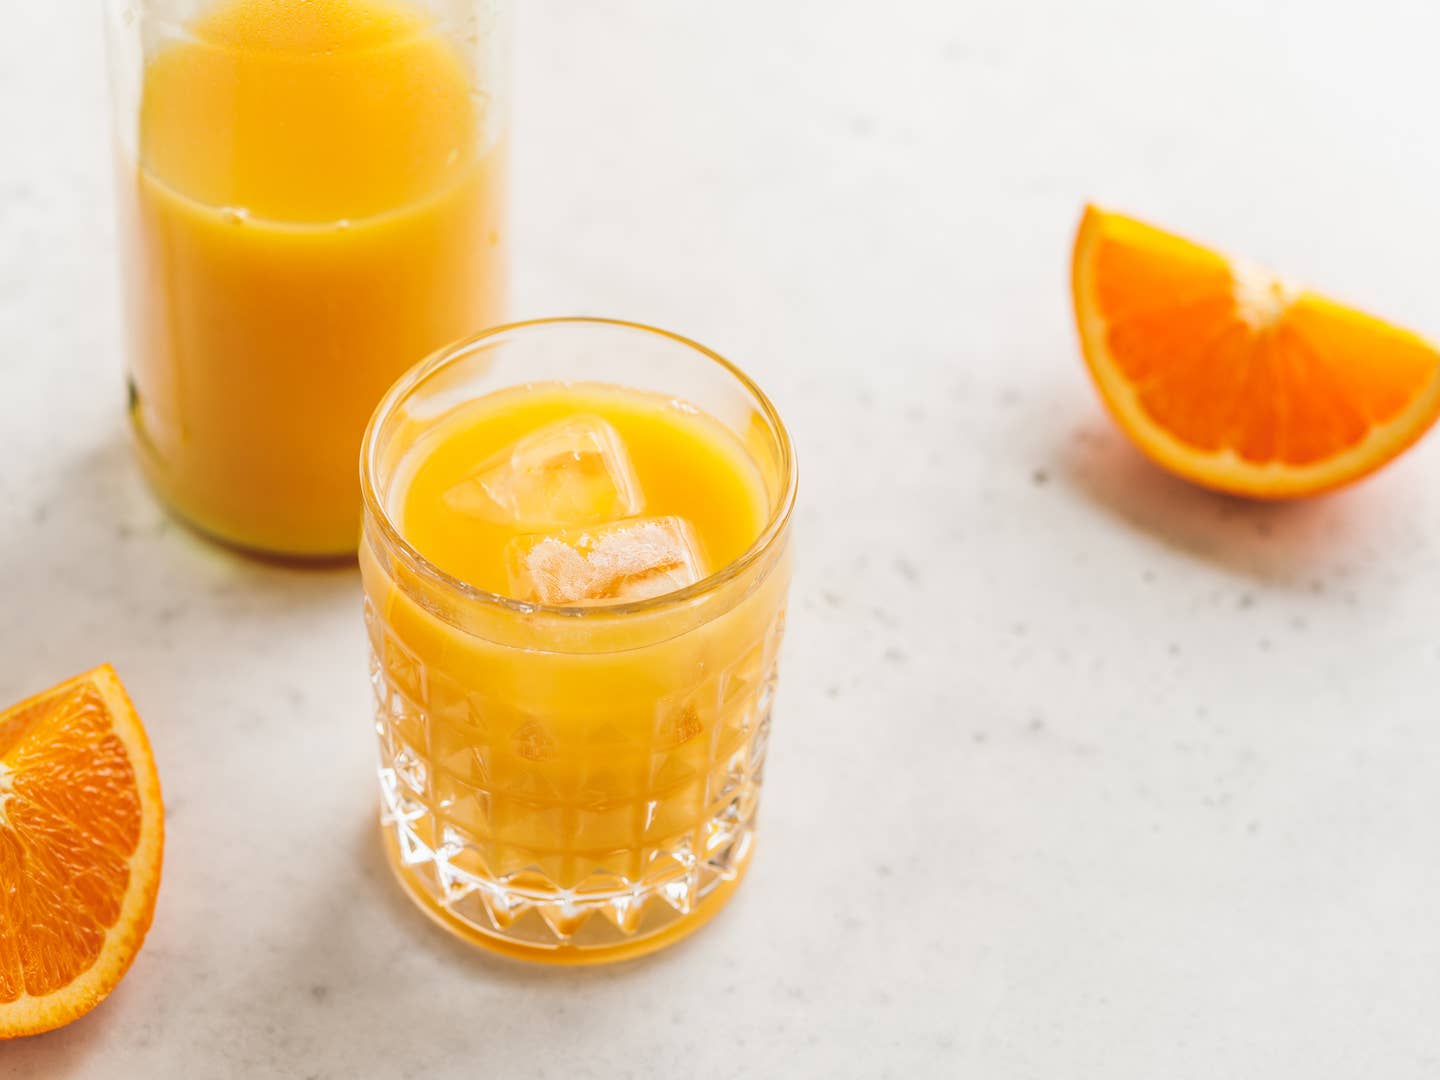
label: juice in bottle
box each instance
[114,0,506,556]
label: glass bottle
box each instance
[104,0,509,556]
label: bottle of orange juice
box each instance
[105,0,507,557]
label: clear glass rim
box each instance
[359,316,798,618]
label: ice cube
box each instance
[443,416,643,527]
[506,517,707,605]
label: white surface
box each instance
[5,2,1440,1076]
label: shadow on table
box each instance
[214,811,727,1067]
[0,1002,132,1077]
[0,423,359,683]
[0,426,366,1074]
[1056,414,1397,590]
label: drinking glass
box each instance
[360,319,797,963]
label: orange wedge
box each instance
[0,665,164,1038]
[1072,205,1440,497]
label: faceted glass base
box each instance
[365,598,782,964]
[381,827,753,964]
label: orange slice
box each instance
[0,665,164,1038]
[1072,205,1440,497]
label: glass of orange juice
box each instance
[360,319,797,963]
[104,0,508,557]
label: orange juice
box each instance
[359,321,796,963]
[116,0,505,556]
[398,385,768,594]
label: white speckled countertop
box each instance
[7,2,1440,1076]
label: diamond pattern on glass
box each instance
[368,604,786,950]
[381,631,427,707]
